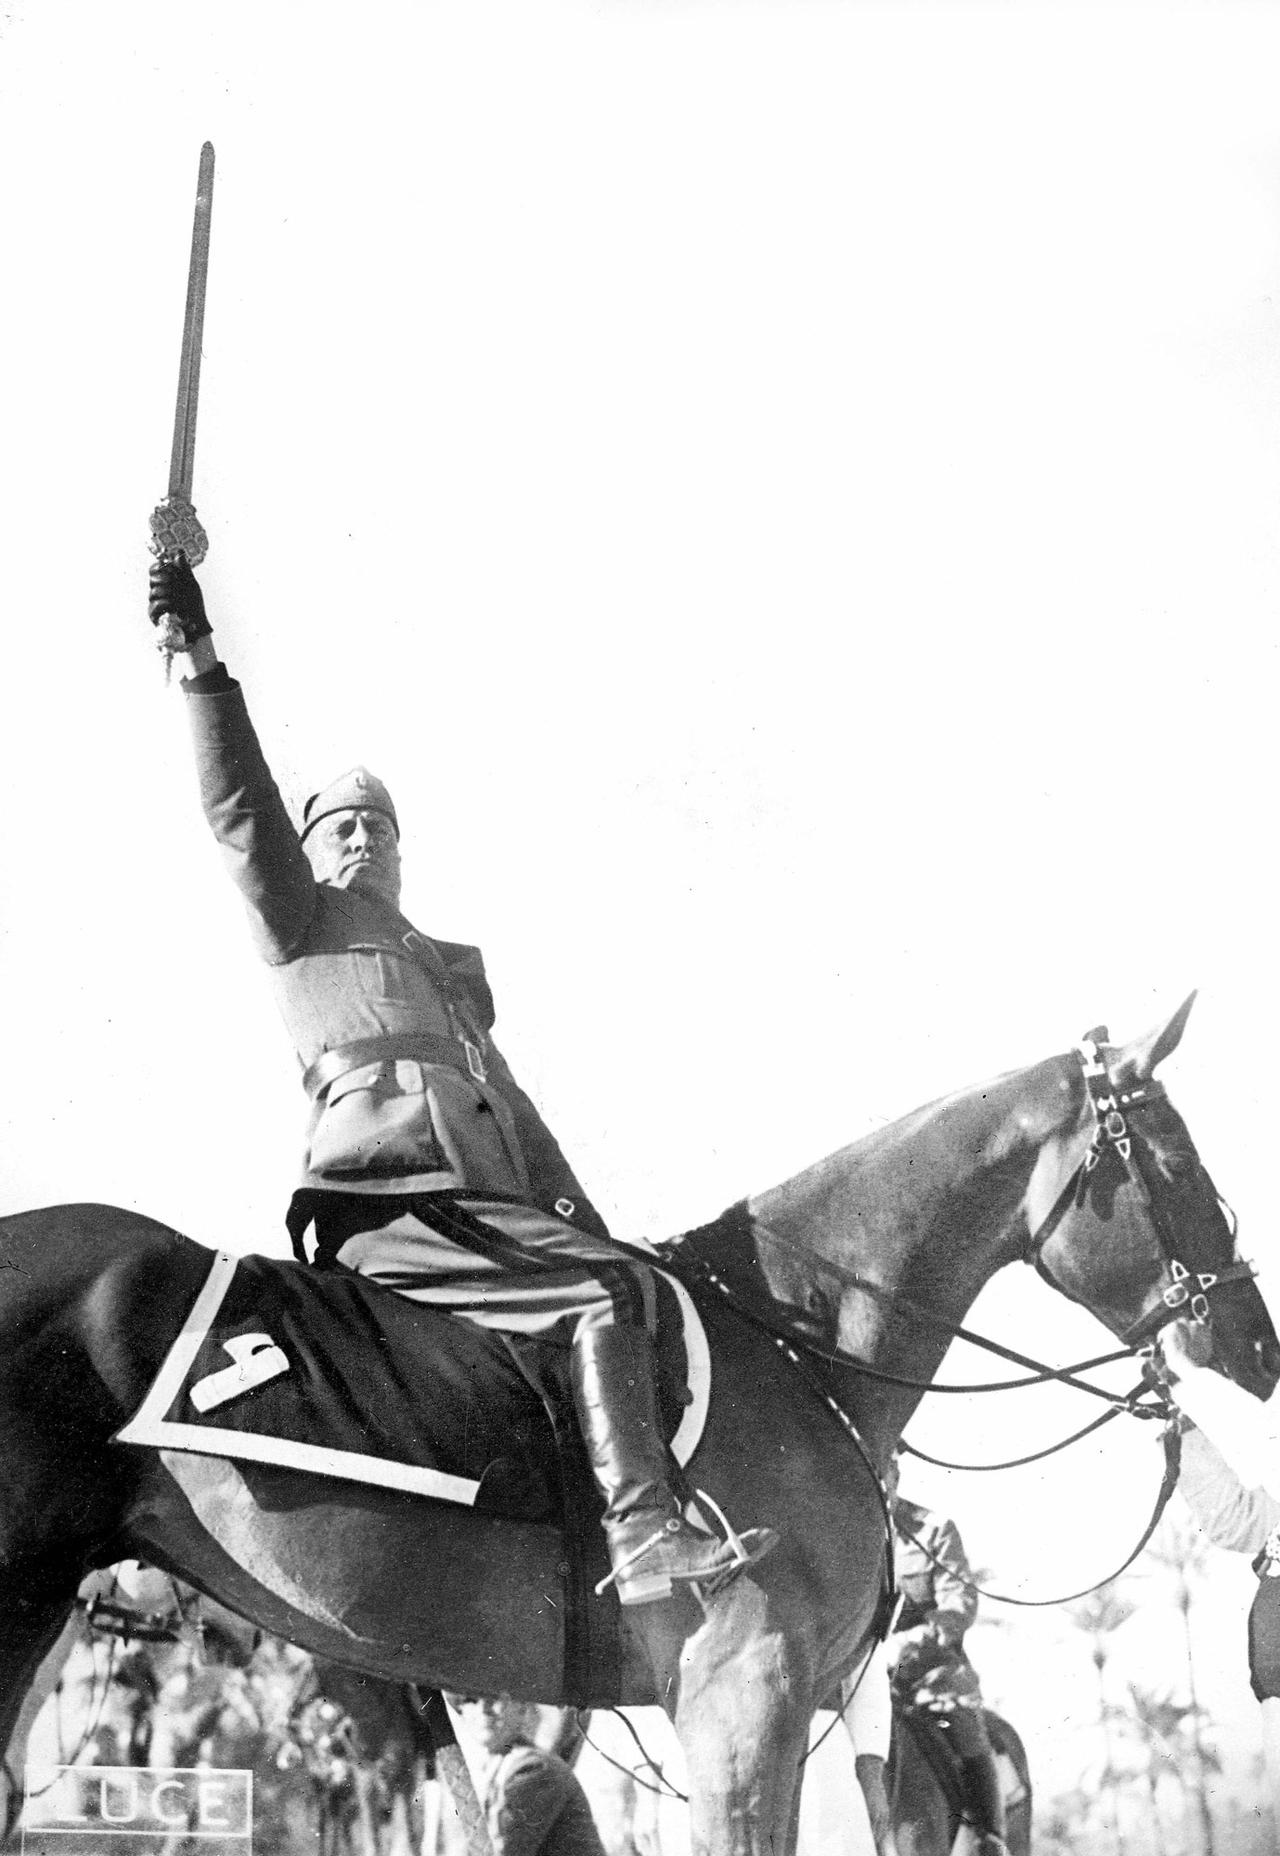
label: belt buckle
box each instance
[463,1039,486,1084]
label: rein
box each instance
[578,1707,691,1806]
[899,1406,1124,1472]
[677,1241,1155,1414]
[670,1033,1256,1615]
[675,1032,1254,1421]
[563,1039,1216,1808]
[676,1241,1180,1605]
[895,1420,1184,1609]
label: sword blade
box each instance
[168,142,215,501]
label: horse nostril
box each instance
[1248,1335,1280,1394]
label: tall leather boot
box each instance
[571,1323,779,1607]
[959,1752,1009,1856]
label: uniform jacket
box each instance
[185,675,607,1233]
[891,1497,984,1709]
[482,1745,606,1856]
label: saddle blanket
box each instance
[114,1250,709,1518]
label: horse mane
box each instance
[748,1048,1078,1224]
[663,1049,1082,1366]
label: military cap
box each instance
[300,767,400,842]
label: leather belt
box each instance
[303,1032,486,1100]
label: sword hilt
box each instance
[149,494,209,566]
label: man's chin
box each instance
[343,867,398,907]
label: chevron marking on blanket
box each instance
[113,1250,710,1512]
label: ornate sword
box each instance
[150,142,215,565]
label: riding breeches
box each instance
[289,1190,655,1344]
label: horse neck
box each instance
[743,1050,1083,1393]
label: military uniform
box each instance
[480,1744,606,1856]
[891,1498,984,1711]
[186,672,606,1225]
[182,668,652,1339]
[891,1496,1007,1854]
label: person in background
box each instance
[838,1637,898,1856]
[1158,1317,1280,1833]
[1159,1320,1280,1700]
[445,1693,606,1856]
[888,1460,1008,1856]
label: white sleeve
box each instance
[1178,1425,1280,1555]
[1171,1365,1280,1501]
[842,1639,892,1762]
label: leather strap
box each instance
[302,1032,480,1100]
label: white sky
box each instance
[2,0,1279,1818]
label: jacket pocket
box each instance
[308,1061,451,1178]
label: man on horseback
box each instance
[146,556,777,1608]
[888,1460,1009,1856]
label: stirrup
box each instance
[594,1516,684,1600]
[594,1488,777,1606]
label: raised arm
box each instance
[148,557,317,961]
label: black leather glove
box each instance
[148,556,211,644]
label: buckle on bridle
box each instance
[1163,1259,1219,1324]
[1191,1271,1221,1318]
[1044,1038,1242,1334]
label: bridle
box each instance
[1024,1028,1258,1351]
[669,1025,1268,1615]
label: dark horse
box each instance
[2,997,1276,1855]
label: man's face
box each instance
[444,1694,530,1757]
[304,807,401,908]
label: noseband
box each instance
[1026,1030,1257,1348]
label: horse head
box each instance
[739,992,1279,1429]
[1024,992,1280,1401]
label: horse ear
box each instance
[1111,990,1198,1085]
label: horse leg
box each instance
[0,1567,81,1833]
[672,1600,813,1856]
[677,1675,808,1856]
